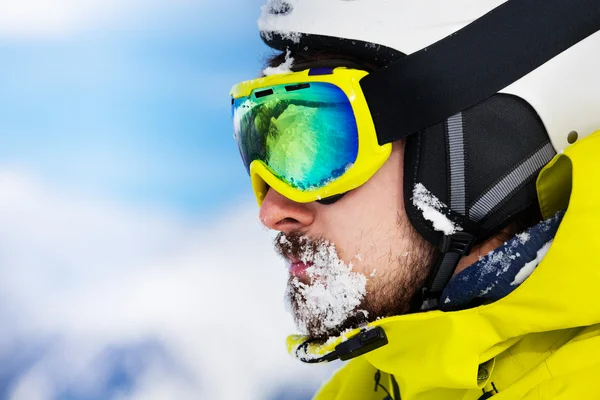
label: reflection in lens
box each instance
[233,82,358,191]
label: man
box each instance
[231,0,600,398]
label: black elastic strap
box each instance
[391,375,401,400]
[295,338,340,363]
[478,391,495,400]
[373,370,394,399]
[415,232,477,311]
[361,0,600,144]
[429,252,462,293]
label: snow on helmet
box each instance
[258,0,600,309]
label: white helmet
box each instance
[259,0,600,152]
[257,0,600,309]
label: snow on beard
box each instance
[275,231,368,339]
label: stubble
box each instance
[275,215,436,340]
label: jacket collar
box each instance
[440,209,564,311]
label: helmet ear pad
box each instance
[403,94,556,246]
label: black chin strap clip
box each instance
[415,232,477,312]
[296,327,388,363]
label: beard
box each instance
[274,216,437,340]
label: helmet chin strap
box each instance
[410,232,477,312]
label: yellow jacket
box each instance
[293,131,600,400]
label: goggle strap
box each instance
[361,0,600,144]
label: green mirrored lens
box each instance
[233,82,358,191]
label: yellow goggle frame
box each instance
[230,67,392,206]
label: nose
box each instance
[259,187,315,233]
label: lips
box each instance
[289,260,314,279]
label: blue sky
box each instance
[0,1,337,399]
[0,0,273,215]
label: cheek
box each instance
[319,198,418,283]
[322,195,405,269]
[312,143,409,274]
[325,214,405,279]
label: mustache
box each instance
[274,231,327,262]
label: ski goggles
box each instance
[230,67,392,206]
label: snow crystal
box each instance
[479,249,516,278]
[263,48,295,76]
[516,232,530,245]
[272,30,302,44]
[323,327,355,348]
[369,269,377,278]
[444,297,451,304]
[478,236,527,279]
[479,284,495,296]
[511,240,553,286]
[259,1,303,44]
[284,237,368,337]
[262,0,292,15]
[412,183,462,235]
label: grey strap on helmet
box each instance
[361,0,600,145]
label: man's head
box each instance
[251,53,435,339]
[253,51,538,339]
[231,0,600,340]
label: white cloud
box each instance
[0,170,336,399]
[0,0,122,38]
[0,0,263,39]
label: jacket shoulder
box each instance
[520,361,600,399]
[509,324,600,399]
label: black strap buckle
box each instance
[412,232,477,312]
[439,231,476,255]
[335,327,388,361]
[296,327,389,363]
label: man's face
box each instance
[260,140,436,339]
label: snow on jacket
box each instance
[289,130,600,399]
